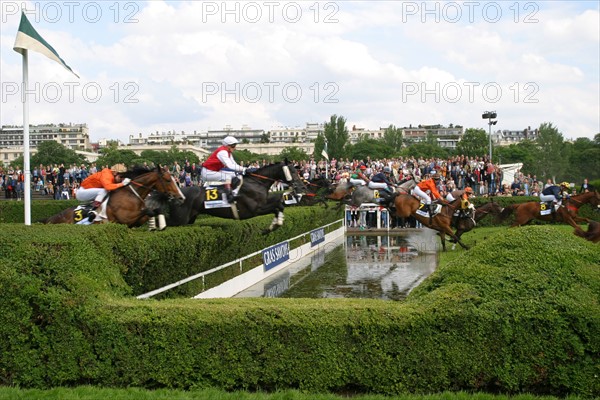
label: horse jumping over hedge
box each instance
[153,160,306,234]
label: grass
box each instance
[0,387,585,400]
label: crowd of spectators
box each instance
[1,155,593,202]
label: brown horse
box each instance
[41,167,185,227]
[564,190,600,222]
[452,200,504,241]
[575,219,600,243]
[390,195,469,251]
[498,197,585,235]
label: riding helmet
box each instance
[223,136,239,146]
[465,187,473,194]
[383,166,391,173]
[110,163,127,173]
[560,182,570,188]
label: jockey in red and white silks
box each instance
[201,136,247,183]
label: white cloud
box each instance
[1,1,598,143]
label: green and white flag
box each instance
[13,12,79,78]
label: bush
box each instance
[0,206,598,397]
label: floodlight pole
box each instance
[482,111,497,162]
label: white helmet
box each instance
[223,136,239,146]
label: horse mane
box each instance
[121,165,154,179]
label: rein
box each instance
[124,171,170,204]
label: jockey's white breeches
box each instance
[201,168,236,183]
[76,187,107,203]
[413,186,431,204]
[368,181,389,191]
[349,178,366,186]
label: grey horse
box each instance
[349,179,417,207]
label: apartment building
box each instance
[0,123,90,166]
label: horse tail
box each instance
[499,204,517,221]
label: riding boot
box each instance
[224,183,234,203]
[88,200,102,222]
[429,203,436,224]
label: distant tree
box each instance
[313,133,326,160]
[28,141,85,168]
[567,137,600,181]
[532,122,568,181]
[234,149,271,165]
[456,128,488,157]
[495,140,537,167]
[280,146,309,163]
[382,124,403,152]
[140,149,169,166]
[260,133,270,143]
[323,114,349,160]
[95,147,139,169]
[349,138,395,161]
[401,142,449,159]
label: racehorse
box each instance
[452,200,503,241]
[574,220,600,243]
[40,167,185,228]
[297,176,333,207]
[350,179,417,207]
[324,182,354,209]
[498,197,585,235]
[564,190,600,222]
[156,160,306,234]
[390,195,469,251]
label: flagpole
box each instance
[22,49,31,225]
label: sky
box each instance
[1,0,599,144]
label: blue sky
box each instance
[1,0,598,143]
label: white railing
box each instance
[137,219,343,299]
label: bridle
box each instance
[125,170,175,204]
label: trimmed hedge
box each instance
[1,205,599,396]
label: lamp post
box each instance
[482,111,497,162]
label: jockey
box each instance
[446,187,475,218]
[201,136,247,202]
[76,163,131,221]
[349,164,369,187]
[413,172,443,216]
[368,166,395,202]
[540,181,570,211]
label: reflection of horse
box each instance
[158,160,306,234]
[390,195,468,250]
[564,190,600,222]
[350,179,417,207]
[499,198,585,234]
[40,167,185,227]
[452,200,503,241]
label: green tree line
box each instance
[9,118,600,183]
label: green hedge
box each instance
[1,205,599,397]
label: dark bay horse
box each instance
[390,195,469,251]
[452,200,503,241]
[159,160,306,234]
[297,177,332,207]
[41,167,185,228]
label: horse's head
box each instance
[592,190,600,209]
[282,159,307,197]
[143,167,185,205]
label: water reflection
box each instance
[234,232,437,301]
